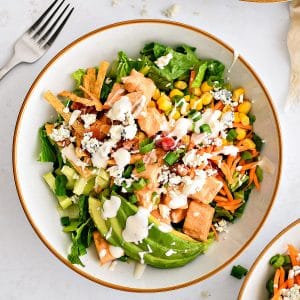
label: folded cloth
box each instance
[286,0,300,109]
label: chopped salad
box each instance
[266,245,300,300]
[39,42,264,270]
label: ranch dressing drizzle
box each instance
[102,196,121,220]
[122,207,150,243]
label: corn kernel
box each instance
[200,92,213,105]
[174,80,188,90]
[222,138,229,146]
[169,88,184,99]
[190,97,203,110]
[236,128,247,140]
[239,113,250,126]
[184,95,190,102]
[153,88,160,100]
[222,105,231,112]
[232,88,245,102]
[149,100,156,108]
[157,94,172,111]
[182,135,190,145]
[238,101,252,114]
[243,138,256,150]
[195,99,203,110]
[234,112,240,123]
[191,87,202,96]
[172,110,181,120]
[201,81,213,93]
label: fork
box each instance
[0,0,74,80]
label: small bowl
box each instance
[238,219,300,299]
[13,19,282,292]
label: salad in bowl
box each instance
[39,42,264,272]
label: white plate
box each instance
[13,20,282,292]
[238,219,300,299]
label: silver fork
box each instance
[0,0,74,80]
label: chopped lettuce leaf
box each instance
[140,42,168,60]
[71,68,86,89]
[55,174,68,196]
[38,127,56,163]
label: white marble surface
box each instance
[0,0,298,299]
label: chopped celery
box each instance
[95,168,110,189]
[83,178,95,195]
[61,165,78,189]
[73,177,88,195]
[43,172,73,209]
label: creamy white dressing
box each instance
[218,145,239,157]
[168,190,188,209]
[112,148,130,168]
[107,96,132,122]
[69,109,81,126]
[99,249,107,259]
[108,245,124,258]
[158,204,171,219]
[134,262,147,279]
[123,124,137,140]
[122,207,149,243]
[102,196,121,220]
[61,144,87,168]
[182,171,207,195]
[109,125,123,142]
[105,227,112,240]
[81,113,97,129]
[158,223,173,233]
[165,249,177,257]
[132,95,147,118]
[169,118,193,139]
[155,52,173,69]
[228,50,239,73]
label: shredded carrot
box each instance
[220,163,234,184]
[279,267,285,288]
[230,156,241,175]
[217,176,234,201]
[227,155,235,169]
[288,244,299,266]
[219,188,226,196]
[214,195,228,202]
[211,225,219,241]
[240,162,258,171]
[214,100,224,111]
[248,166,256,186]
[189,70,196,91]
[273,268,281,294]
[287,273,294,288]
[253,171,260,190]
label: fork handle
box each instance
[0,54,21,80]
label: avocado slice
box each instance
[89,193,213,268]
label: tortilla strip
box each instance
[44,90,71,122]
[58,91,95,107]
[43,91,85,135]
[82,75,90,98]
[94,61,110,100]
[79,85,102,111]
[87,68,96,95]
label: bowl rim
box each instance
[238,218,300,299]
[12,19,282,293]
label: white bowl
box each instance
[13,20,282,292]
[238,219,300,300]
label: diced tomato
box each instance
[159,136,176,151]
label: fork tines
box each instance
[27,0,74,48]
